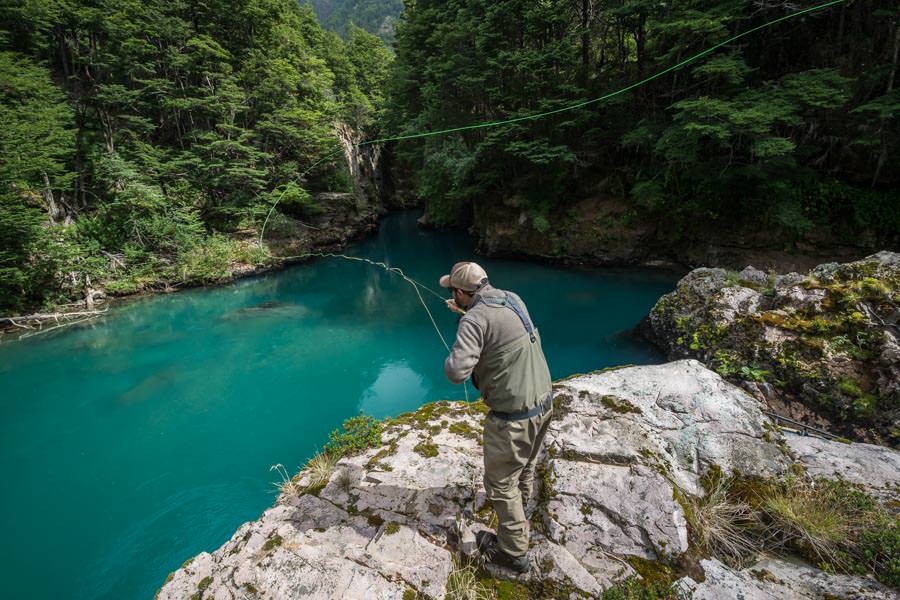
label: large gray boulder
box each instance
[156,361,898,600]
[640,251,900,446]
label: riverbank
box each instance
[0,194,379,337]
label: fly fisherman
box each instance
[440,261,553,574]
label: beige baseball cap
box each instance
[439,261,489,292]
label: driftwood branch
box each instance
[1,307,109,340]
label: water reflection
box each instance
[359,360,432,418]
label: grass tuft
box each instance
[446,557,493,600]
[303,451,338,492]
[683,473,759,567]
[269,463,302,497]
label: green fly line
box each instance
[258,0,846,395]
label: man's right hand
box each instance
[446,299,466,315]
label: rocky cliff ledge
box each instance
[156,361,899,599]
[639,251,900,447]
[470,196,892,273]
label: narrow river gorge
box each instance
[0,211,681,600]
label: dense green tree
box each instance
[307,0,404,43]
[0,0,392,311]
[0,50,76,309]
[388,0,899,239]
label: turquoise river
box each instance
[0,211,682,599]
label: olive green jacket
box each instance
[444,284,552,413]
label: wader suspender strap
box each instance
[504,294,537,343]
[477,293,537,343]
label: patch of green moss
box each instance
[537,463,556,501]
[367,513,385,528]
[366,439,399,469]
[489,579,531,600]
[448,420,480,441]
[580,503,593,516]
[402,588,417,600]
[197,576,212,591]
[639,448,673,477]
[413,438,439,458]
[243,582,258,594]
[625,556,674,588]
[261,534,283,553]
[600,394,642,414]
[464,400,491,416]
[384,521,400,535]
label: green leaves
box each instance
[0,50,76,309]
[0,0,396,310]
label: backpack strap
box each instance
[475,292,537,343]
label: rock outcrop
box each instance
[156,361,899,599]
[640,251,900,446]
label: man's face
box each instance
[453,288,471,308]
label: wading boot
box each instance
[476,531,530,574]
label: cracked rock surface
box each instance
[156,360,898,599]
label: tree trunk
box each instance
[872,20,899,186]
[581,0,590,69]
[42,172,64,225]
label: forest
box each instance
[388,0,899,234]
[0,0,390,312]
[1,0,898,313]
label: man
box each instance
[440,261,553,574]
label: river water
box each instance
[0,211,681,599]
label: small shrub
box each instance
[856,513,900,588]
[601,576,683,600]
[738,365,769,383]
[531,214,551,233]
[413,438,439,458]
[324,413,382,458]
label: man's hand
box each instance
[446,298,466,315]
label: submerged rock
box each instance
[640,251,900,446]
[156,361,899,599]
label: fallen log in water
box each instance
[0,307,109,339]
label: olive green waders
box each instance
[482,402,553,557]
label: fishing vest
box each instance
[467,290,552,414]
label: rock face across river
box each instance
[156,361,899,599]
